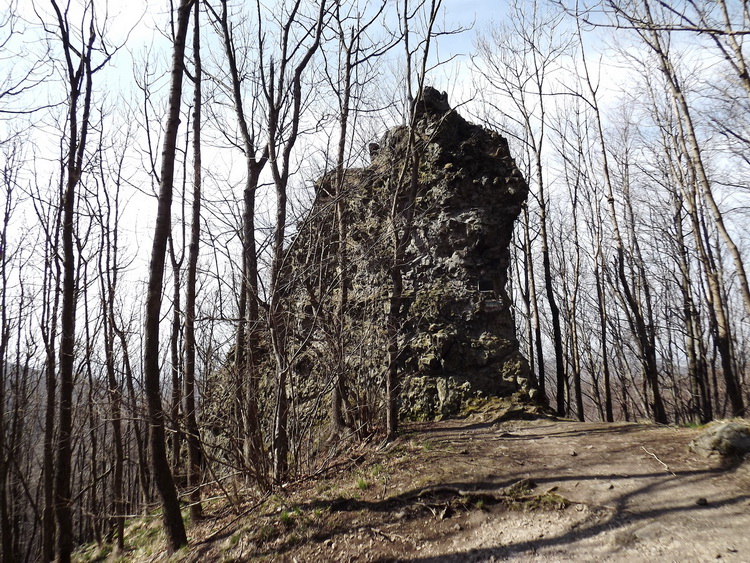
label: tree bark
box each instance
[48,1,98,558]
[184,0,203,521]
[210,0,268,481]
[522,205,546,400]
[263,0,327,482]
[143,0,193,550]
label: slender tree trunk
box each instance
[386,150,419,440]
[239,168,265,482]
[39,195,62,561]
[522,204,545,400]
[168,234,183,477]
[208,0,267,481]
[594,262,614,422]
[50,1,97,556]
[99,183,126,551]
[331,46,353,435]
[82,290,103,545]
[0,180,15,562]
[386,0,442,439]
[143,0,193,550]
[537,174,566,417]
[567,182,584,421]
[673,200,711,423]
[54,61,79,563]
[184,0,203,521]
[264,0,327,482]
[385,135,420,440]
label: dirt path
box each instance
[170,416,750,563]
[389,419,750,562]
[262,417,750,562]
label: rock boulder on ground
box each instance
[690,421,750,460]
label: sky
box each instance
[3,0,749,354]
[0,0,655,293]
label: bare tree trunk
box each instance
[114,323,151,503]
[671,186,711,423]
[98,156,126,551]
[207,0,268,482]
[184,0,203,521]
[168,234,183,476]
[143,0,193,550]
[386,0,442,439]
[594,260,614,422]
[81,275,103,546]
[47,1,99,558]
[331,31,353,436]
[326,0,397,438]
[262,0,328,482]
[386,144,419,439]
[564,168,585,421]
[37,182,63,561]
[0,167,15,562]
[537,166,567,417]
[522,205,546,401]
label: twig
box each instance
[641,446,676,476]
[414,501,437,516]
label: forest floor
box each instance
[77,405,750,562]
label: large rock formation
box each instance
[287,88,539,421]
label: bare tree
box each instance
[325,0,395,435]
[205,0,269,483]
[31,160,62,561]
[184,0,204,521]
[603,0,750,338]
[0,138,23,562]
[45,1,113,558]
[258,0,329,482]
[91,118,132,552]
[143,0,194,550]
[606,0,746,416]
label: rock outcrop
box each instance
[287,88,539,421]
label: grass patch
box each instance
[683,421,708,429]
[72,542,113,562]
[279,505,303,527]
[356,477,370,490]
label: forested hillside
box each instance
[0,0,748,559]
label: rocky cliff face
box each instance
[288,89,539,421]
